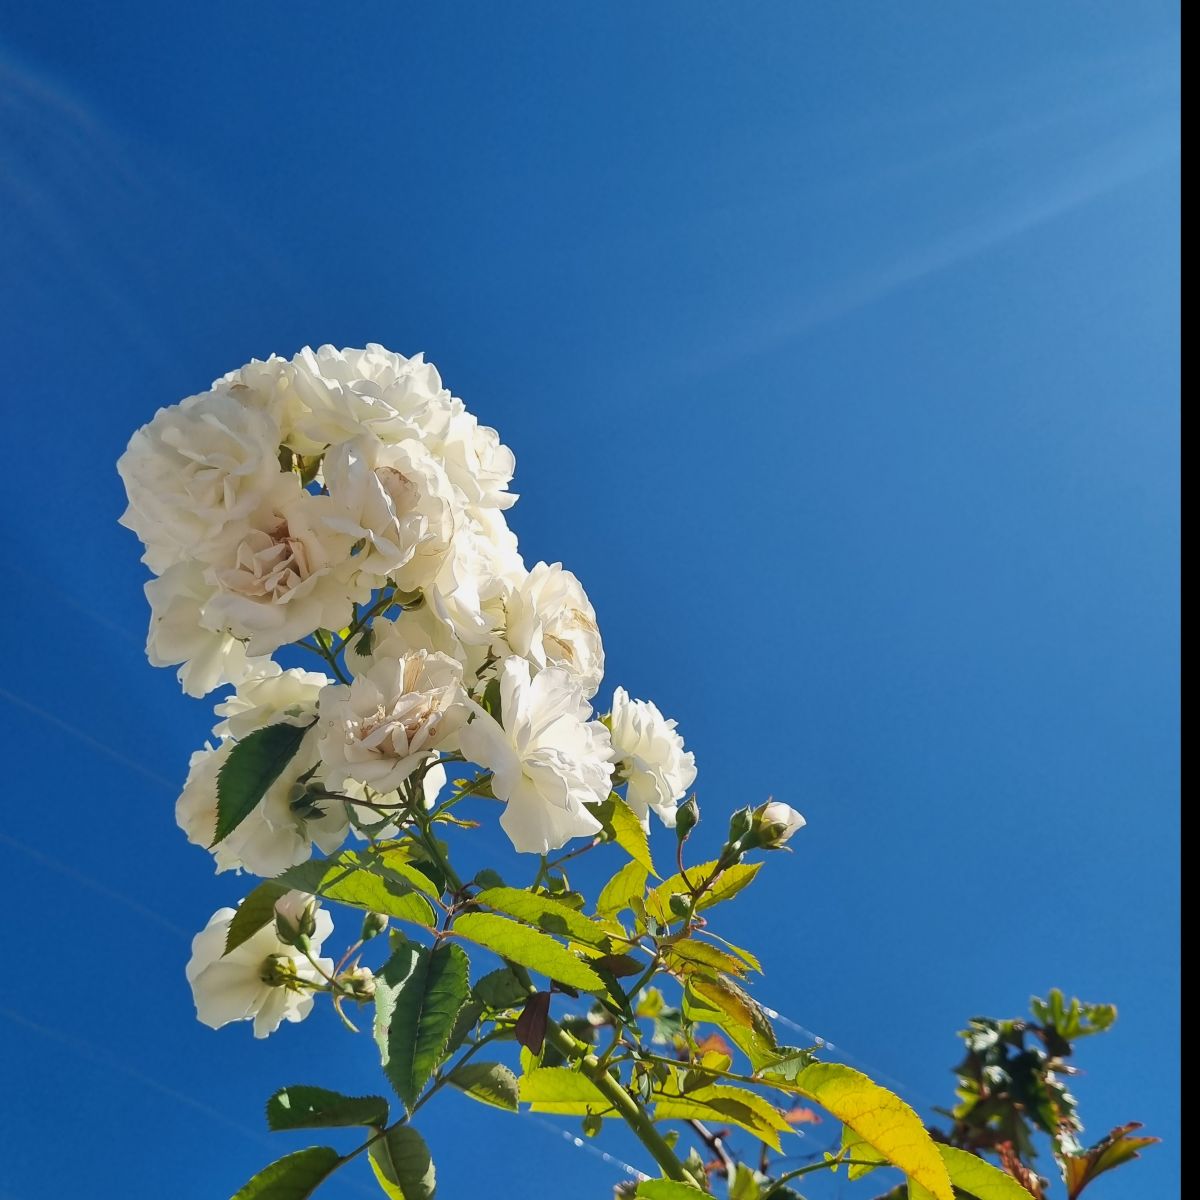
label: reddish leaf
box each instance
[514,991,551,1055]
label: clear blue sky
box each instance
[0,4,1179,1197]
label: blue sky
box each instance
[0,4,1179,1197]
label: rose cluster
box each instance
[119,345,698,875]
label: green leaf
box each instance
[762,1063,953,1200]
[231,1147,341,1200]
[453,912,605,992]
[225,881,288,955]
[634,1182,710,1199]
[654,1088,785,1151]
[645,861,761,923]
[265,1086,388,1132]
[474,886,614,950]
[448,1061,520,1111]
[374,940,471,1108]
[683,974,780,1069]
[934,1145,1036,1199]
[607,793,658,875]
[214,722,311,845]
[663,939,751,977]
[473,967,531,1011]
[277,853,436,929]
[518,1067,615,1115]
[368,1126,436,1200]
[596,859,649,917]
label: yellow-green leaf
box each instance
[231,1146,341,1200]
[369,1125,436,1200]
[453,912,604,992]
[447,1061,520,1112]
[518,1067,615,1115]
[663,939,750,977]
[936,1146,1036,1199]
[683,973,779,1068]
[766,1063,953,1200]
[655,1083,788,1150]
[596,860,649,917]
[645,861,761,923]
[474,886,614,950]
[276,855,435,929]
[635,1182,709,1199]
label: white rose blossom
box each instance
[177,667,348,875]
[321,434,457,593]
[503,562,605,699]
[200,489,369,657]
[117,388,292,575]
[608,687,697,829]
[285,344,455,453]
[317,649,470,793]
[186,893,333,1038]
[144,563,267,698]
[459,656,613,855]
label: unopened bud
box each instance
[675,796,699,842]
[360,912,389,942]
[274,894,318,945]
[748,800,807,849]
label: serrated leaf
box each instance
[841,1126,887,1180]
[518,1067,615,1115]
[453,912,604,992]
[663,939,751,977]
[448,1061,520,1111]
[474,886,615,950]
[645,861,761,923]
[368,1126,436,1200]
[225,881,288,955]
[1061,1123,1159,1199]
[473,967,530,1011]
[374,940,471,1108]
[596,859,649,917]
[266,1086,388,1132]
[683,974,780,1069]
[231,1146,341,1200]
[762,1062,953,1200]
[634,1182,710,1199]
[654,1088,786,1151]
[214,722,311,845]
[276,854,436,929]
[934,1145,1036,1199]
[607,793,658,875]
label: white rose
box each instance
[321,435,457,592]
[754,801,807,847]
[317,650,470,793]
[609,687,697,829]
[185,894,333,1038]
[459,657,613,855]
[212,662,330,740]
[118,388,291,574]
[144,563,266,698]
[176,740,348,877]
[504,562,605,699]
[427,508,525,650]
[200,490,368,656]
[285,344,454,453]
[433,404,517,511]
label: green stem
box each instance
[544,1017,692,1184]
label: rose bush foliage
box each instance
[119,347,1146,1200]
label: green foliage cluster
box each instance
[210,730,1154,1200]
